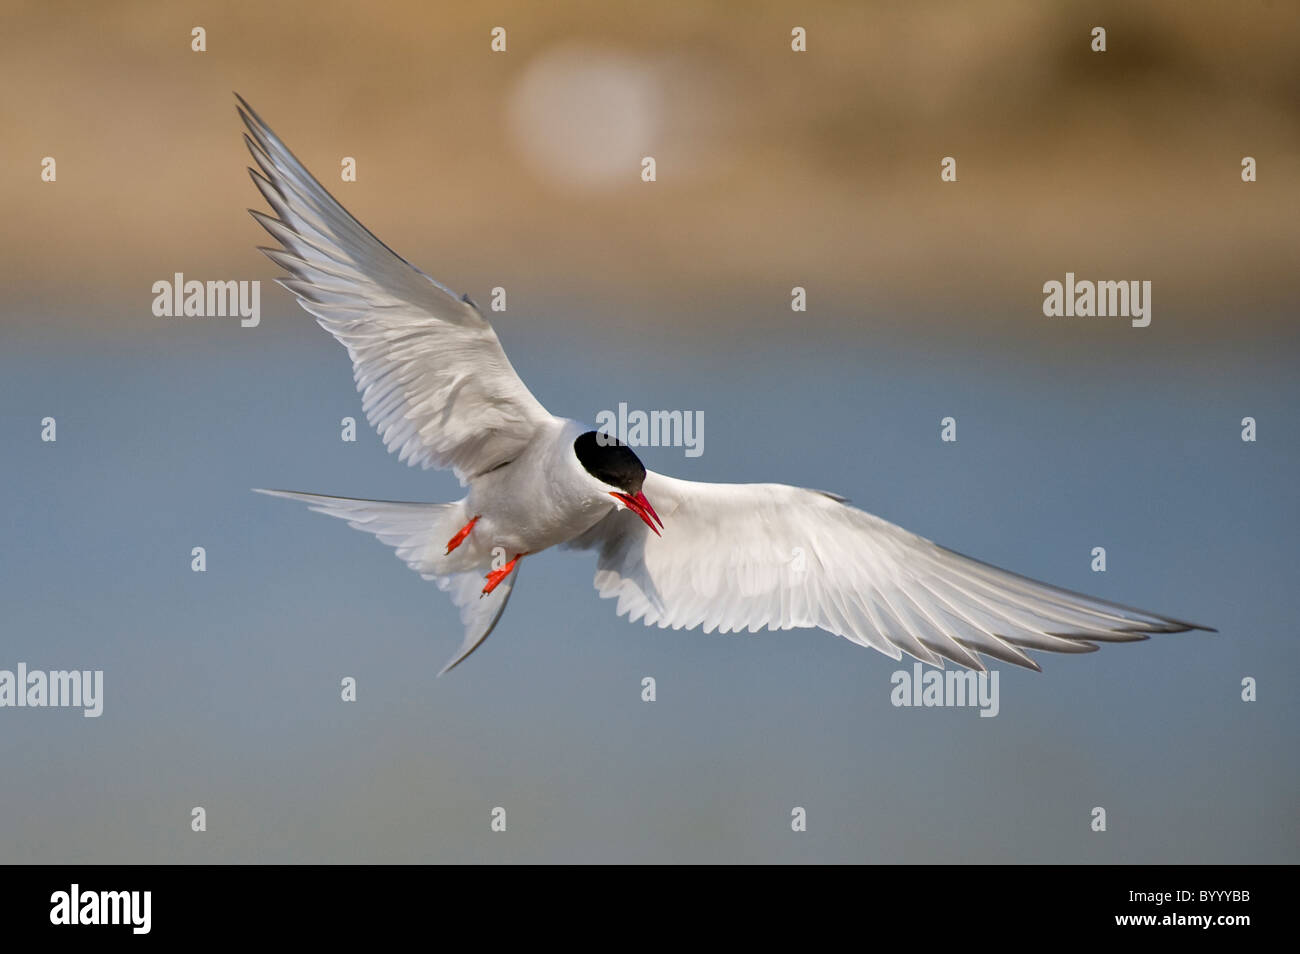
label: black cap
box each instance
[573,431,646,494]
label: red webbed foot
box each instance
[445,515,480,554]
[481,553,526,596]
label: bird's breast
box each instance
[468,466,611,557]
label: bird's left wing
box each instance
[569,471,1210,670]
[238,95,554,483]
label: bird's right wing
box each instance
[239,95,555,483]
[570,472,1210,670]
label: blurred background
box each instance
[1,0,1296,862]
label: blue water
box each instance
[1,305,1295,862]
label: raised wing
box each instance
[570,472,1212,671]
[238,94,554,483]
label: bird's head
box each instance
[574,431,664,535]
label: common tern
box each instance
[239,95,1212,676]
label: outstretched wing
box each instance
[569,472,1212,671]
[238,94,554,483]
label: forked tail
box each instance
[253,489,520,674]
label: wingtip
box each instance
[1159,618,1218,635]
[252,488,295,499]
[236,99,280,161]
[233,91,259,123]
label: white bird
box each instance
[239,95,1212,676]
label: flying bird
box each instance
[238,95,1211,676]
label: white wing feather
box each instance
[571,472,1210,671]
[238,95,554,483]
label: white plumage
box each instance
[241,94,551,484]
[241,95,1210,675]
[570,474,1206,672]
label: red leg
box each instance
[481,553,526,596]
[445,515,480,554]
